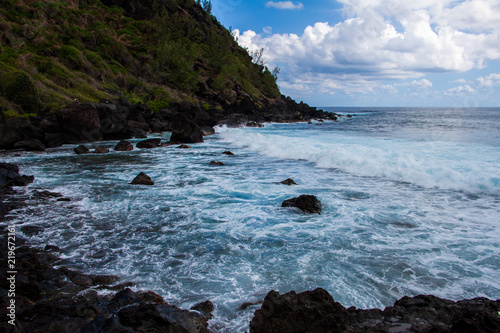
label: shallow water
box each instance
[3,107,500,331]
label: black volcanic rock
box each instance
[170,114,204,143]
[114,140,134,151]
[250,289,500,333]
[130,172,154,185]
[57,102,103,143]
[13,139,46,151]
[282,194,322,214]
[136,138,161,149]
[0,163,34,188]
[209,161,224,166]
[280,178,297,185]
[74,144,90,154]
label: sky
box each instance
[212,0,500,107]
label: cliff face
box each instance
[0,0,282,118]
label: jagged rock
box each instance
[222,151,234,156]
[13,139,46,151]
[0,118,45,149]
[136,138,161,149]
[94,101,132,140]
[250,289,500,333]
[74,144,90,154]
[170,114,204,143]
[201,126,215,136]
[57,102,103,143]
[114,140,134,151]
[246,121,264,128]
[130,172,154,185]
[209,161,224,166]
[282,194,322,214]
[281,178,297,185]
[191,300,214,318]
[0,163,34,188]
[93,146,109,154]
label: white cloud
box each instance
[445,85,476,95]
[263,26,273,34]
[477,73,500,86]
[265,1,304,10]
[234,1,500,100]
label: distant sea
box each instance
[4,107,500,332]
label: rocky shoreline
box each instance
[2,163,500,332]
[0,95,339,152]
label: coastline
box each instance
[2,148,499,332]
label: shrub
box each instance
[0,70,43,114]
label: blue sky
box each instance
[212,0,500,107]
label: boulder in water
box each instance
[114,140,134,151]
[209,161,224,166]
[74,144,90,154]
[280,178,297,185]
[130,172,154,185]
[93,147,109,154]
[282,194,321,214]
[136,138,161,149]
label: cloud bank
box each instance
[234,0,500,104]
[265,1,304,10]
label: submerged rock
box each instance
[222,151,234,156]
[280,178,297,185]
[178,144,191,149]
[282,194,322,214]
[209,161,224,166]
[130,172,154,185]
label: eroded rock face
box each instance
[170,114,204,143]
[57,102,102,143]
[282,194,322,214]
[250,289,500,333]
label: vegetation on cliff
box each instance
[0,0,280,119]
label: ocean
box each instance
[3,107,500,331]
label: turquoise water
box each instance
[4,108,500,331]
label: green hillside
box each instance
[0,0,280,119]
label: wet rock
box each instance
[93,146,109,154]
[222,151,234,156]
[13,139,46,151]
[57,197,71,202]
[250,289,500,333]
[209,161,224,166]
[246,121,264,128]
[74,144,90,154]
[250,288,348,333]
[114,140,134,151]
[0,163,34,188]
[280,178,297,185]
[170,114,204,143]
[130,172,154,185]
[191,300,214,316]
[136,138,161,149]
[201,126,216,136]
[34,190,63,199]
[282,194,322,214]
[178,144,191,149]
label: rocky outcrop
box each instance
[114,140,134,151]
[13,139,46,151]
[0,118,45,150]
[170,114,204,143]
[130,172,154,185]
[57,102,103,143]
[282,194,322,214]
[0,163,34,189]
[250,288,500,333]
[0,231,209,333]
